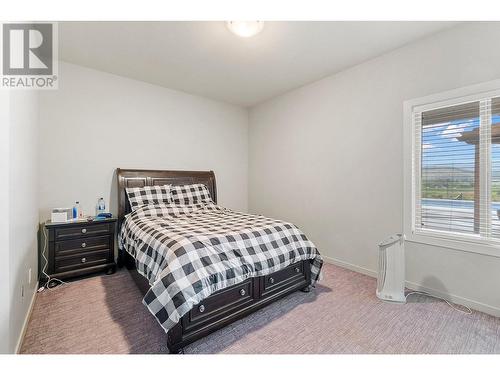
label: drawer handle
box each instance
[81,228,87,234]
[295,267,300,273]
[198,304,205,313]
[269,277,275,285]
[81,242,87,248]
[81,257,87,263]
[239,288,246,296]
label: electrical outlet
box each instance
[28,268,32,285]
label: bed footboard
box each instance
[168,259,311,353]
[122,252,311,353]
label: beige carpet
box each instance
[20,263,500,354]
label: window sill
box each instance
[406,230,500,258]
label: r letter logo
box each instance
[1,22,58,89]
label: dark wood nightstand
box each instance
[42,218,117,283]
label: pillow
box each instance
[170,183,212,205]
[126,185,172,211]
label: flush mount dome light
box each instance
[226,21,264,38]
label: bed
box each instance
[116,168,323,353]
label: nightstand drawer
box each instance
[55,235,111,256]
[54,223,113,240]
[55,249,110,273]
[43,218,117,281]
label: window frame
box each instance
[403,79,500,258]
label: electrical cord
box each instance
[38,225,67,292]
[405,291,472,315]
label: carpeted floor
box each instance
[20,263,500,354]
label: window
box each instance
[410,88,500,246]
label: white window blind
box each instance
[413,96,500,242]
[491,97,500,238]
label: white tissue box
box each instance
[51,208,72,223]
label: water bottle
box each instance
[73,201,80,219]
[96,197,106,215]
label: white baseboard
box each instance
[322,255,377,278]
[404,281,500,318]
[15,282,38,354]
[322,255,500,318]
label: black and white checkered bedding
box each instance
[125,185,172,211]
[170,183,213,205]
[119,202,323,333]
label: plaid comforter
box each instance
[118,202,323,333]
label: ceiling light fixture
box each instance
[226,21,264,38]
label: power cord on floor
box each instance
[405,291,472,315]
[38,225,67,292]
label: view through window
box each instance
[415,97,500,240]
[491,97,500,238]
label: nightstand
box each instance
[42,218,117,283]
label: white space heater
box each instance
[376,234,406,303]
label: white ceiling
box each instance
[59,21,457,107]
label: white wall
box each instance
[248,22,500,315]
[0,90,39,353]
[0,91,11,353]
[9,91,39,352]
[39,62,248,221]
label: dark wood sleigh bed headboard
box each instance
[116,168,217,225]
